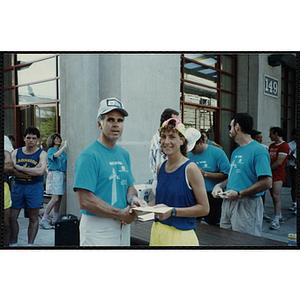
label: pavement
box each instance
[10,187,298,248]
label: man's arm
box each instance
[211,141,223,149]
[212,178,228,198]
[4,151,14,174]
[223,176,272,201]
[126,185,147,207]
[199,168,228,182]
[13,150,47,176]
[76,188,137,224]
[10,149,27,177]
[271,153,287,170]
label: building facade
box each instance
[3,52,297,216]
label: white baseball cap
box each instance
[185,128,201,152]
[97,98,129,118]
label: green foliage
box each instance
[36,106,56,150]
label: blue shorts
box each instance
[11,182,44,209]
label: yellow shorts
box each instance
[4,182,12,209]
[149,221,199,246]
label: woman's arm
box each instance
[53,141,67,158]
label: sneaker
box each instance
[289,204,297,211]
[267,217,284,223]
[270,219,280,230]
[263,213,272,222]
[39,220,54,230]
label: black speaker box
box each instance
[55,214,79,246]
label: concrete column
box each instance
[60,54,100,216]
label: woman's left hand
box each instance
[154,204,172,221]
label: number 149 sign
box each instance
[264,75,279,98]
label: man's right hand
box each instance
[120,206,137,225]
[212,185,223,198]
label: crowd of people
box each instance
[3,98,297,247]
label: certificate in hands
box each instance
[133,205,172,222]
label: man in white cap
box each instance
[186,128,230,225]
[73,97,147,246]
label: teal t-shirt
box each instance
[47,147,67,172]
[188,145,230,191]
[226,141,272,196]
[73,140,135,215]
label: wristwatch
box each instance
[171,207,177,217]
[237,191,243,199]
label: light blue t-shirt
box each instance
[226,141,272,196]
[188,145,230,191]
[73,140,135,215]
[47,147,67,172]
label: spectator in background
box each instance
[149,108,179,195]
[212,113,272,237]
[7,134,15,148]
[148,118,209,246]
[251,129,270,221]
[40,133,67,229]
[7,134,16,191]
[202,131,223,149]
[288,128,297,215]
[251,130,268,151]
[10,127,47,246]
[268,126,290,230]
[186,128,230,225]
[4,135,14,247]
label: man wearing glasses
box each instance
[212,113,272,237]
[73,98,147,246]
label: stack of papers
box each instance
[132,206,172,222]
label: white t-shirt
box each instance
[4,135,14,152]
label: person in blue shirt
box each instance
[212,113,272,237]
[73,98,147,246]
[202,131,223,149]
[187,128,230,225]
[40,133,67,229]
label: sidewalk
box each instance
[261,187,297,244]
[13,188,297,247]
